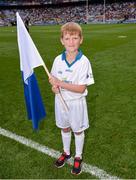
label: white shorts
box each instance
[55,95,89,132]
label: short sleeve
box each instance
[51,58,57,77]
[78,59,94,86]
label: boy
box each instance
[49,22,94,175]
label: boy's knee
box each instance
[74,131,83,135]
[62,127,71,133]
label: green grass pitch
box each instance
[0,23,136,179]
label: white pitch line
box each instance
[0,127,119,179]
[118,35,127,38]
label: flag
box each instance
[16,12,46,130]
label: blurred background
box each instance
[0,0,135,26]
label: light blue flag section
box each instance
[16,12,46,130]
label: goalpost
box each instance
[86,0,106,24]
[103,0,106,23]
[86,0,89,24]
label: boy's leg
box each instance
[61,128,71,155]
[74,131,85,159]
[55,128,71,168]
[71,131,85,175]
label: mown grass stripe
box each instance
[0,127,119,179]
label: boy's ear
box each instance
[80,36,83,44]
[60,38,64,45]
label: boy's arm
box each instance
[59,81,86,93]
[49,76,86,93]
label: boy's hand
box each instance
[52,85,59,94]
[49,75,60,94]
[49,75,61,87]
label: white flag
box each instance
[16,12,45,84]
[16,12,46,130]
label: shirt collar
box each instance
[61,49,83,62]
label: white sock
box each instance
[74,132,85,159]
[61,130,71,155]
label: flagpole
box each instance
[42,64,69,111]
[43,64,50,77]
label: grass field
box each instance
[0,23,136,179]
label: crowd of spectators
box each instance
[88,2,135,22]
[0,1,135,26]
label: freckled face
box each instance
[61,33,83,53]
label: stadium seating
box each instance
[0,0,135,26]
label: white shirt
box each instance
[51,50,94,101]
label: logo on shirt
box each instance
[65,69,73,73]
[86,73,93,79]
[62,77,72,84]
[58,71,63,74]
[86,74,89,79]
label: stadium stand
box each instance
[0,0,135,26]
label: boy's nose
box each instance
[69,39,74,44]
